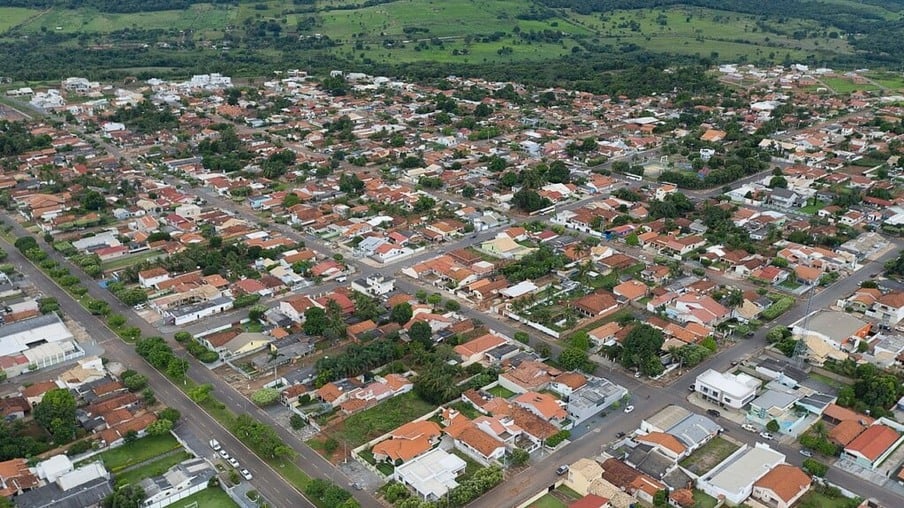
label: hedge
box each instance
[762,297,794,321]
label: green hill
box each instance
[1,0,903,84]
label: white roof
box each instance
[36,454,73,482]
[703,444,784,495]
[56,462,108,491]
[394,448,466,499]
[499,280,538,298]
[697,369,759,399]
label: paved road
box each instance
[471,241,904,508]
[193,175,904,506]
[0,229,311,508]
[0,220,381,508]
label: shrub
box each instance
[66,440,93,456]
[762,297,793,320]
[251,388,280,406]
[546,430,571,448]
[289,414,306,430]
[803,458,828,477]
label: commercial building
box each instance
[697,443,785,505]
[694,369,759,409]
[566,377,628,426]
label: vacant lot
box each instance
[326,392,435,448]
[94,434,183,473]
[678,436,740,475]
[113,450,192,487]
[175,486,239,508]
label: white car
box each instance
[218,449,230,459]
[209,439,221,451]
[228,457,239,468]
[240,468,253,480]
[741,424,757,432]
[624,405,635,414]
[759,431,774,440]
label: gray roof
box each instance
[644,405,692,432]
[750,389,799,411]
[569,377,627,411]
[628,445,674,480]
[0,312,64,339]
[799,393,835,413]
[800,311,868,343]
[168,295,234,318]
[14,477,112,508]
[667,414,722,449]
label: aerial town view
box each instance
[3,1,904,508]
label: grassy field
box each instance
[101,249,161,271]
[326,392,435,448]
[821,76,879,94]
[796,488,859,508]
[94,433,183,473]
[693,488,719,508]
[113,450,192,487]
[173,487,239,508]
[0,7,40,32]
[487,385,516,398]
[12,4,232,34]
[865,72,904,91]
[678,436,740,475]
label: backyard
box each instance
[678,437,740,476]
[320,392,435,448]
[113,450,192,487]
[487,385,516,399]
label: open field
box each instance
[324,392,435,448]
[11,4,235,34]
[113,450,192,487]
[865,72,904,92]
[93,433,183,473]
[0,7,40,33]
[678,436,740,475]
[101,249,162,272]
[821,76,879,94]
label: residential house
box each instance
[393,448,466,501]
[572,291,619,318]
[841,422,904,470]
[751,464,811,508]
[513,392,567,425]
[372,420,443,463]
[566,377,629,426]
[454,333,508,366]
[866,292,904,325]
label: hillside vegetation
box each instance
[0,0,903,83]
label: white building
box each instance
[697,443,785,505]
[694,369,759,409]
[394,448,467,501]
[351,274,396,296]
[139,457,216,508]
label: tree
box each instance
[462,185,476,198]
[290,414,306,430]
[427,293,442,309]
[166,357,189,379]
[514,331,530,344]
[768,175,788,188]
[303,306,327,335]
[653,489,669,507]
[353,291,382,321]
[146,418,173,436]
[559,348,591,372]
[123,373,148,392]
[188,384,213,404]
[802,459,828,477]
[159,408,180,423]
[619,324,665,376]
[124,430,139,444]
[103,485,146,508]
[339,173,365,195]
[80,190,107,211]
[766,419,780,433]
[509,448,530,466]
[444,299,461,311]
[251,387,280,406]
[409,321,433,347]
[34,388,77,443]
[323,299,347,341]
[625,232,639,246]
[390,302,413,325]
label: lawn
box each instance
[808,372,852,389]
[796,488,859,508]
[866,72,904,91]
[678,436,740,475]
[94,434,183,473]
[799,202,826,215]
[0,7,40,33]
[113,451,192,487]
[328,392,435,448]
[173,487,239,508]
[693,488,719,508]
[530,494,568,508]
[100,249,161,271]
[487,385,516,398]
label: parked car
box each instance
[352,483,363,491]
[730,360,739,366]
[688,385,696,392]
[707,409,721,417]
[741,423,757,432]
[800,449,813,457]
[228,457,239,468]
[556,465,569,475]
[218,449,230,459]
[240,469,253,480]
[209,439,221,451]
[624,405,635,414]
[759,431,774,440]
[615,432,626,438]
